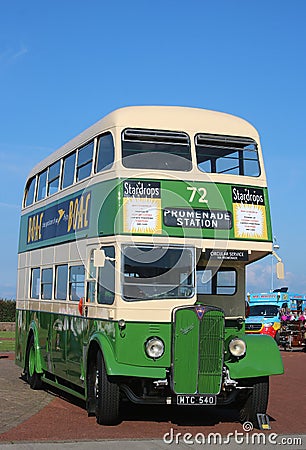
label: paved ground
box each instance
[0,350,305,449]
[0,354,52,434]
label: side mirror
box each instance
[276,262,285,279]
[93,249,106,267]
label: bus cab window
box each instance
[69,265,85,301]
[96,133,114,172]
[122,246,194,301]
[197,268,236,295]
[97,246,115,304]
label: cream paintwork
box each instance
[22,106,267,212]
[17,234,269,322]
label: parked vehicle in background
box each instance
[246,290,306,344]
[279,321,306,351]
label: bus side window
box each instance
[96,133,114,172]
[24,177,36,207]
[48,160,61,196]
[36,170,47,201]
[76,141,94,181]
[62,152,76,189]
[31,268,40,299]
[55,264,68,300]
[69,265,85,301]
[41,268,53,300]
[98,246,115,305]
[86,250,97,303]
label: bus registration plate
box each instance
[176,395,216,405]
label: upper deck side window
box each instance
[122,128,192,171]
[24,176,36,207]
[195,134,260,177]
[36,169,48,201]
[96,133,114,172]
[62,151,76,189]
[76,141,94,182]
[47,160,61,196]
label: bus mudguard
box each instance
[225,334,284,379]
[28,321,43,374]
[88,332,167,379]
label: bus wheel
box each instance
[94,349,120,425]
[239,376,269,427]
[275,331,280,345]
[25,335,43,390]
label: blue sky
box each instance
[1,0,306,298]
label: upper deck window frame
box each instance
[76,140,94,182]
[36,169,48,201]
[47,160,61,196]
[121,128,192,172]
[61,151,77,190]
[24,176,37,207]
[95,132,115,173]
[195,133,261,177]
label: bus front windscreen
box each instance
[249,305,279,317]
[122,245,194,301]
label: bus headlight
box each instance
[229,338,246,357]
[145,337,164,359]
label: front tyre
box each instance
[25,335,43,390]
[95,349,120,425]
[239,376,269,426]
[275,331,280,345]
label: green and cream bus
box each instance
[16,106,283,426]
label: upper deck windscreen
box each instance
[122,129,192,171]
[195,134,260,177]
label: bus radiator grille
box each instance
[198,310,224,395]
[172,306,224,395]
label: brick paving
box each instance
[0,353,52,434]
[0,350,305,444]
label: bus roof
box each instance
[28,106,260,178]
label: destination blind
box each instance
[163,208,232,229]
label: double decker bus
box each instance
[15,106,283,426]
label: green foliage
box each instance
[0,299,16,322]
[0,334,15,352]
[0,331,15,338]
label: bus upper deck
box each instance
[21,106,272,256]
[24,105,267,189]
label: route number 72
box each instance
[186,187,208,204]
